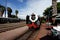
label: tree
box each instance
[11,15,17,18]
[43,2,60,17]
[7,7,12,18]
[43,6,52,16]
[57,2,60,13]
[15,10,18,17]
[0,5,5,17]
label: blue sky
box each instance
[0,0,60,19]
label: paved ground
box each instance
[0,26,29,40]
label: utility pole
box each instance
[52,0,57,16]
[5,0,7,17]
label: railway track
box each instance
[0,22,26,33]
[28,30,39,40]
[0,22,40,40]
[15,29,39,40]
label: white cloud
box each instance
[57,0,60,2]
[3,2,17,18]
[7,2,18,15]
[18,14,26,19]
[18,0,52,19]
[27,0,52,15]
[3,0,60,19]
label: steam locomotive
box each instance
[26,13,41,29]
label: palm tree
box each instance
[0,5,5,17]
[7,7,12,18]
[15,10,18,17]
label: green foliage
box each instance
[15,10,18,18]
[11,15,18,18]
[57,2,60,13]
[43,6,52,16]
[0,5,18,18]
[15,10,18,14]
[43,2,60,16]
[7,7,12,13]
[42,20,46,23]
[0,5,5,16]
[15,10,18,15]
[7,7,12,17]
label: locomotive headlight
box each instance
[29,15,38,22]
